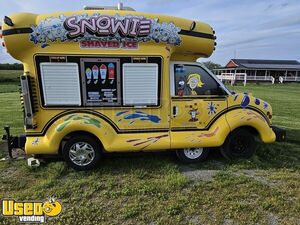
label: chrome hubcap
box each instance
[69,142,95,166]
[183,148,203,159]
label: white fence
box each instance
[216,73,300,86]
[282,76,300,82]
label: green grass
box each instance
[0,70,22,82]
[0,70,21,93]
[0,82,299,225]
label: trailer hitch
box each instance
[1,126,26,160]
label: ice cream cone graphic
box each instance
[92,65,99,84]
[100,64,107,84]
[85,68,92,84]
[108,63,115,84]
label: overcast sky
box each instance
[0,0,299,65]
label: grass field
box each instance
[0,70,20,93]
[0,70,21,83]
[0,70,299,225]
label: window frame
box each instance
[170,61,230,97]
[35,55,163,109]
[80,58,121,107]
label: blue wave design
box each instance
[116,111,161,123]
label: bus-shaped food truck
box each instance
[1,4,285,170]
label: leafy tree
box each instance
[0,63,23,70]
[202,61,222,71]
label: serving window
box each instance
[36,55,162,108]
[40,62,81,106]
[80,58,121,106]
[123,63,159,106]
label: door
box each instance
[170,61,229,148]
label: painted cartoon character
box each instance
[177,80,185,96]
[189,105,199,122]
[187,73,204,95]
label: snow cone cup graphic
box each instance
[108,63,115,84]
[100,64,107,84]
[92,65,99,84]
[85,68,92,84]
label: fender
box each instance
[25,113,115,154]
[225,108,276,143]
[171,114,231,149]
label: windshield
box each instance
[199,64,232,95]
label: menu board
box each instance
[80,58,120,106]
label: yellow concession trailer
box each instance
[1,5,285,170]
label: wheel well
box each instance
[232,126,260,139]
[58,131,103,155]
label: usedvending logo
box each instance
[30,14,181,48]
[1,197,62,223]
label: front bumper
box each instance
[271,126,286,142]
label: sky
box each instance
[0,0,299,66]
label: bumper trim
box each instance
[271,126,286,142]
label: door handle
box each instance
[173,106,178,117]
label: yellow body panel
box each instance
[25,113,170,154]
[226,94,275,143]
[2,9,276,155]
[2,11,215,61]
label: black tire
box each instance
[176,148,210,163]
[62,135,102,170]
[221,128,258,160]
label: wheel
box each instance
[62,135,101,170]
[176,147,210,163]
[221,128,258,160]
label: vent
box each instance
[29,76,39,113]
[84,3,135,11]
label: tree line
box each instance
[0,63,23,70]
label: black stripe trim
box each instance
[171,96,227,101]
[25,110,169,137]
[25,106,270,137]
[2,28,33,36]
[179,29,215,40]
[171,105,270,132]
[2,27,215,41]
